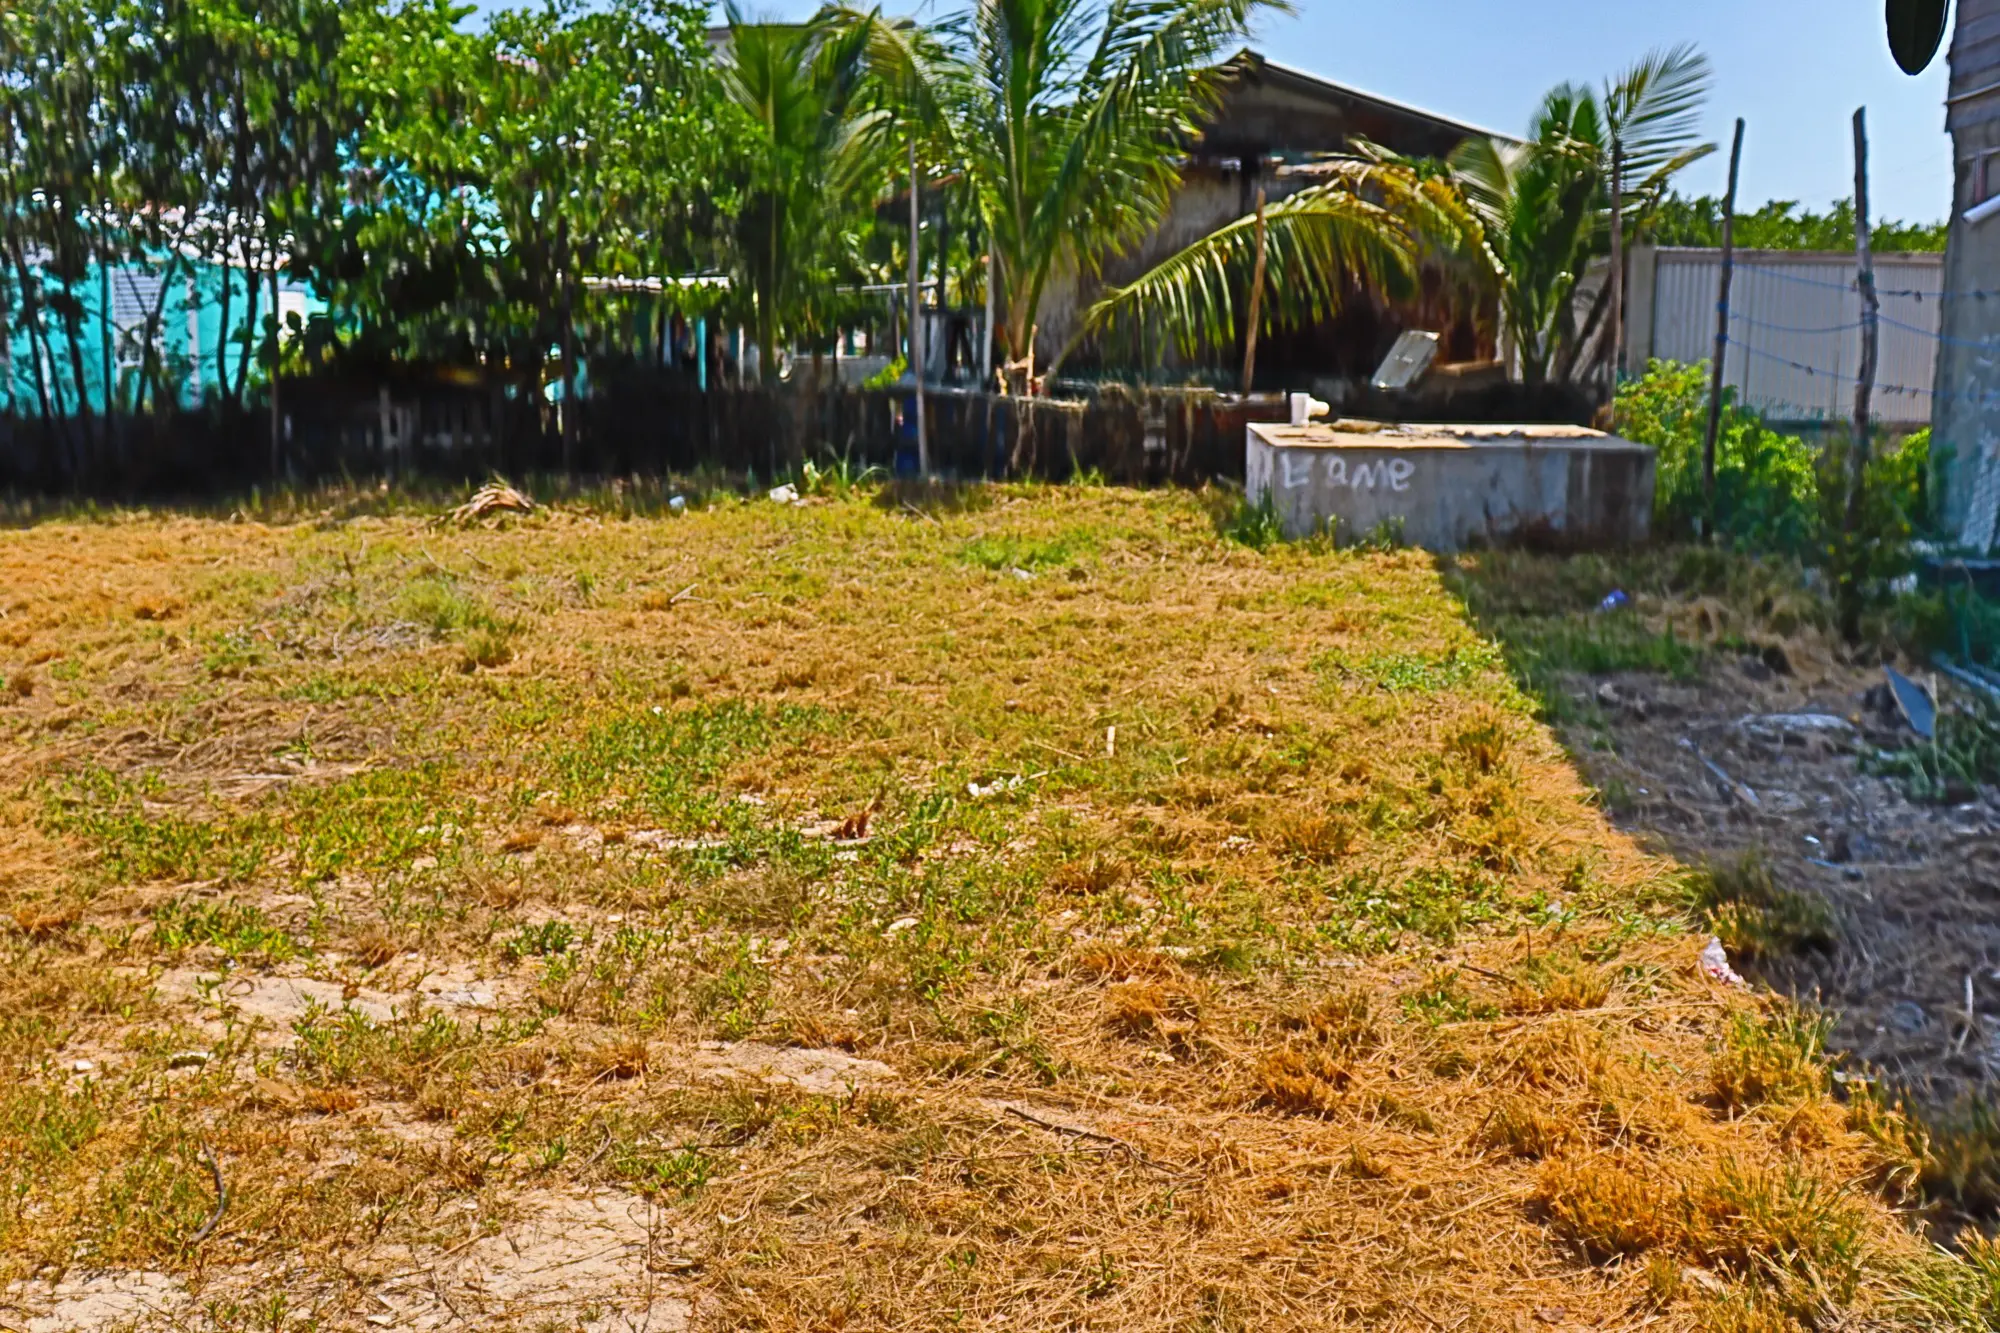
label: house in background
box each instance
[1041,49,1512,390]
[2,259,318,417]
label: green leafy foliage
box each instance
[1614,360,1822,553]
[1650,194,1946,252]
[1433,47,1713,387]
[1866,692,2000,802]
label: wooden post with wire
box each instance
[1702,117,1745,534]
[1841,106,1881,640]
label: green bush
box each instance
[1616,361,1929,584]
[1615,360,1821,553]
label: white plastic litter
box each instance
[1699,936,1746,987]
[768,484,800,504]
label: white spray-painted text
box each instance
[1278,452,1416,492]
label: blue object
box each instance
[1597,590,1631,613]
[1885,664,1937,738]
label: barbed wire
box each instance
[1731,260,1996,303]
[1718,334,2000,404]
[1726,310,1864,336]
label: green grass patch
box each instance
[1317,642,1505,694]
[958,530,1098,572]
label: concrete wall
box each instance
[1937,0,2000,549]
[1245,422,1655,550]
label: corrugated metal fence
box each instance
[1635,246,1944,428]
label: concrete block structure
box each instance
[1245,421,1655,551]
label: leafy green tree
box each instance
[0,0,131,435]
[312,1,730,402]
[1647,196,1947,253]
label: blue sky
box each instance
[480,0,1956,220]
[1242,0,1954,221]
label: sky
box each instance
[477,0,1957,221]
[1240,0,1955,221]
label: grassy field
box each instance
[0,482,1989,1331]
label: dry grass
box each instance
[0,484,1974,1330]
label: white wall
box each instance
[1637,246,1942,427]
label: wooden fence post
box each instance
[1841,106,1881,640]
[1702,117,1746,534]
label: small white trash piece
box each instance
[1699,936,1746,987]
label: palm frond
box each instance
[1076,161,1468,365]
[1033,0,1264,271]
[1604,44,1712,180]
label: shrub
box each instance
[1614,361,1928,581]
[1617,360,1820,554]
[1711,1007,1829,1111]
[1691,851,1838,959]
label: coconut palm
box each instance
[1599,43,1713,378]
[1445,46,1712,386]
[718,7,884,382]
[946,0,1274,385]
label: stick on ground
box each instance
[189,1141,229,1247]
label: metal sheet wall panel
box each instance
[1648,248,1942,427]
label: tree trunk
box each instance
[269,261,282,483]
[1240,187,1268,393]
[909,138,927,475]
[1608,138,1624,391]
[231,234,262,407]
[6,241,59,424]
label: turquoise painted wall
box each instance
[2,261,321,416]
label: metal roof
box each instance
[1223,49,1521,150]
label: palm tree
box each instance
[1599,45,1713,379]
[1444,46,1711,387]
[718,7,884,382]
[947,0,1274,386]
[1075,159,1486,382]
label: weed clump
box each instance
[1692,852,1836,960]
[1536,1153,1672,1259]
[1711,1008,1829,1111]
[1867,692,2000,803]
[1105,981,1200,1052]
[1914,1094,2000,1216]
[1478,1097,1570,1159]
[1278,989,1381,1054]
[1539,1155,1867,1320]
[1253,1048,1351,1116]
[1507,949,1612,1014]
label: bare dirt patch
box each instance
[1562,651,2000,1100]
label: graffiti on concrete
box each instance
[1279,451,1416,493]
